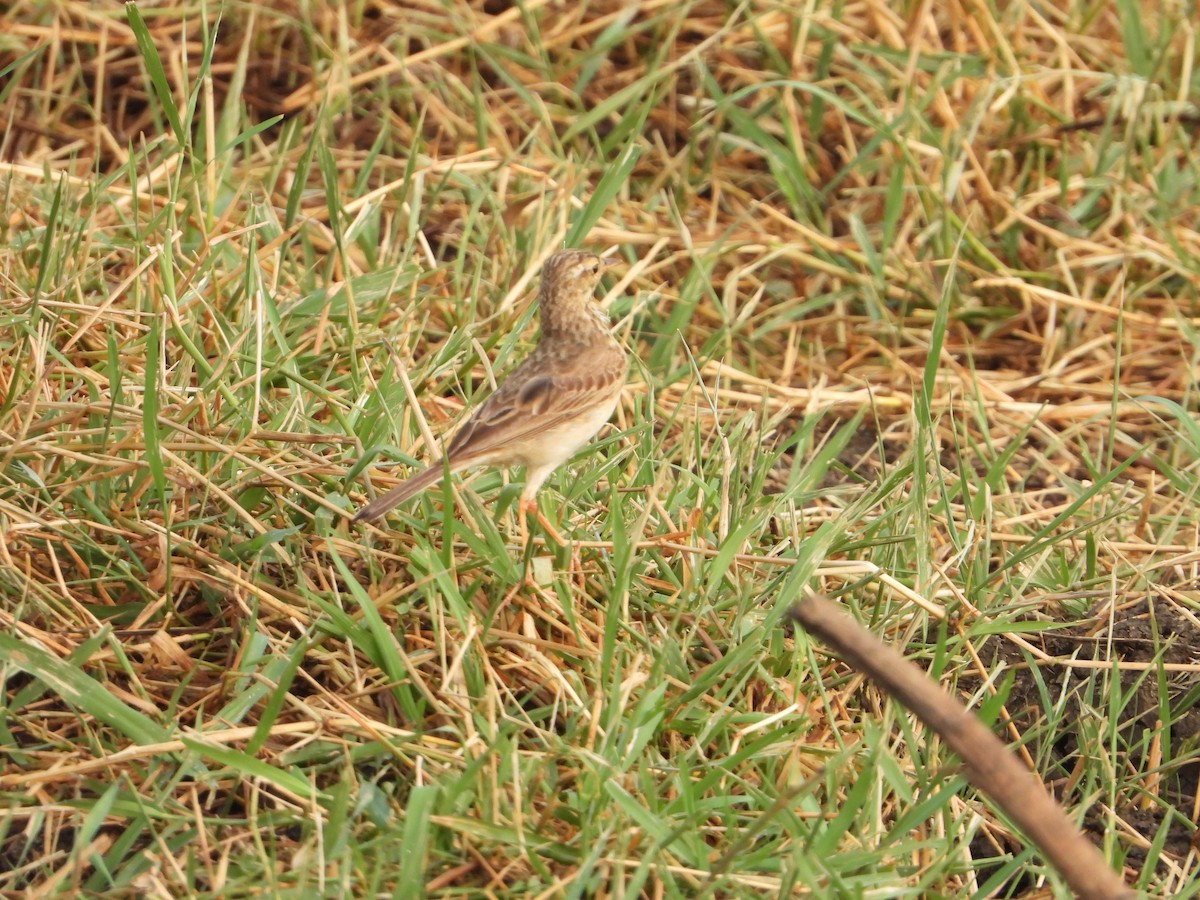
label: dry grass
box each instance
[2,0,1199,896]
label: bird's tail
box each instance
[351,463,447,524]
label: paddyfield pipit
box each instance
[352,250,627,532]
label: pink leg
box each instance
[519,497,566,546]
[517,498,529,547]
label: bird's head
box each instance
[537,250,618,336]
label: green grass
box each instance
[2,0,1200,896]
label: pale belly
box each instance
[512,392,620,470]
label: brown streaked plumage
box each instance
[352,250,626,528]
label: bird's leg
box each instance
[520,496,566,546]
[517,498,530,548]
[536,508,567,546]
[514,500,543,588]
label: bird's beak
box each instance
[601,256,620,267]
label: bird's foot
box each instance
[518,498,567,547]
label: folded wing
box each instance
[446,342,625,463]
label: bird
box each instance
[352,249,627,538]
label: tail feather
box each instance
[351,463,447,524]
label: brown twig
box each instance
[789,594,1135,900]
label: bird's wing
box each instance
[445,342,626,462]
